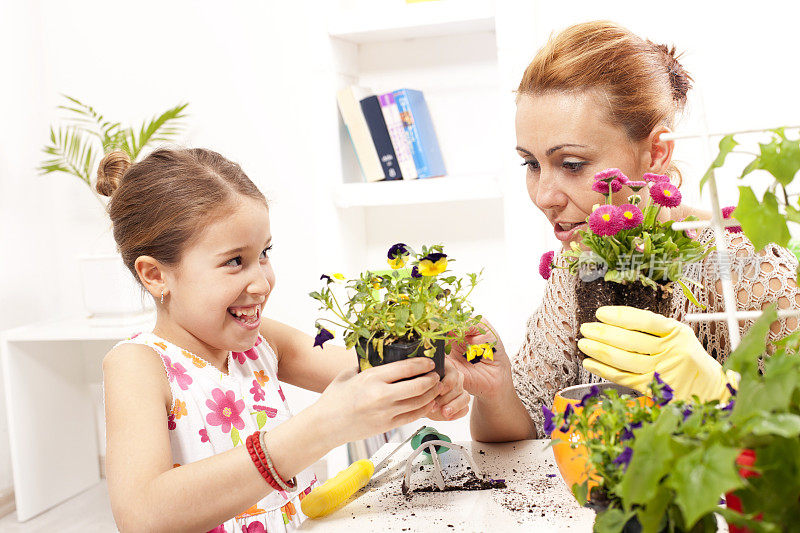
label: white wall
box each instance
[1,0,800,505]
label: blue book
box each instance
[392,89,447,178]
[359,95,402,180]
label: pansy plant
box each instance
[310,244,489,362]
[541,168,712,308]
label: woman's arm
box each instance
[104,342,440,532]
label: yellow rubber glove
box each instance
[578,306,738,402]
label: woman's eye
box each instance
[563,161,587,172]
[521,160,540,171]
[225,257,242,267]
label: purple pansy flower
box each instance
[613,447,634,470]
[654,372,674,405]
[588,205,624,236]
[682,407,693,421]
[542,405,556,435]
[313,327,334,348]
[387,243,409,259]
[650,183,682,208]
[726,382,738,397]
[576,385,600,407]
[411,266,422,278]
[539,251,555,279]
[559,404,575,432]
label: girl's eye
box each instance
[521,160,540,172]
[260,245,273,260]
[225,257,242,268]
[563,161,587,172]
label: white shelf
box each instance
[328,1,495,43]
[2,313,155,343]
[333,174,502,208]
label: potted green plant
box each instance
[39,95,188,318]
[310,243,490,378]
[538,168,711,343]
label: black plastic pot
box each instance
[356,336,445,380]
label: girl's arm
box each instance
[104,342,440,533]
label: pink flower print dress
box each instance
[116,333,317,533]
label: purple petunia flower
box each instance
[722,400,735,412]
[539,251,555,279]
[388,243,409,259]
[592,179,623,195]
[577,385,600,407]
[558,404,575,432]
[722,206,743,233]
[613,447,633,470]
[588,205,624,236]
[682,407,693,421]
[411,266,422,278]
[654,372,674,405]
[542,405,556,435]
[313,327,334,348]
[650,183,682,208]
[620,426,635,441]
[619,203,644,230]
[643,173,670,183]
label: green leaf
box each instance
[724,304,775,378]
[635,484,670,533]
[257,410,267,430]
[677,280,706,309]
[700,134,738,192]
[593,508,634,533]
[666,443,744,528]
[571,481,588,505]
[231,427,240,446]
[735,187,790,250]
[756,134,800,186]
[743,413,800,438]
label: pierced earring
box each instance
[160,290,165,304]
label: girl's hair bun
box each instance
[651,42,692,105]
[95,150,131,197]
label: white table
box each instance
[1,314,155,521]
[299,439,595,532]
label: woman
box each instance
[447,21,800,441]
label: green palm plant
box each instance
[39,95,188,203]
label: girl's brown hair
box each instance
[517,21,692,181]
[95,148,267,282]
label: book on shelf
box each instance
[359,95,403,180]
[378,92,417,180]
[336,86,385,182]
[393,88,447,179]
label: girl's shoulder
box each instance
[103,337,173,411]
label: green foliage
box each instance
[310,244,484,355]
[551,310,800,532]
[39,94,188,189]
[701,127,800,253]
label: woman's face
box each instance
[515,91,652,246]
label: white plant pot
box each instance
[79,254,154,319]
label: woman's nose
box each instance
[533,170,565,212]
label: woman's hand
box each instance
[427,358,470,421]
[315,357,441,446]
[445,320,514,401]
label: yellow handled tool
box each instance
[301,426,425,519]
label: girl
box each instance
[99,148,469,532]
[446,21,800,442]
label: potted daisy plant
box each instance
[539,169,712,342]
[310,244,491,378]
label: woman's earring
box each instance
[160,290,165,304]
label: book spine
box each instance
[393,89,429,178]
[403,89,446,179]
[359,96,402,180]
[336,87,384,182]
[378,93,417,180]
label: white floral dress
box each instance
[116,332,317,533]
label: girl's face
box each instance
[161,197,274,357]
[515,91,652,247]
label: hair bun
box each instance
[651,43,692,105]
[96,150,131,197]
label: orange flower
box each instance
[182,349,207,368]
[172,399,187,419]
[154,342,167,350]
[236,503,266,519]
[253,370,269,387]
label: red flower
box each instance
[199,429,209,443]
[242,522,266,533]
[588,205,624,236]
[619,203,643,230]
[254,405,278,418]
[539,251,555,279]
[205,388,246,433]
[650,183,682,208]
[722,206,742,233]
[167,413,176,431]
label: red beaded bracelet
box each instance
[246,432,281,491]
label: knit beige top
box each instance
[511,228,800,436]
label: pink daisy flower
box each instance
[722,206,742,233]
[592,179,623,194]
[163,355,193,391]
[199,429,209,443]
[594,168,628,183]
[242,523,266,533]
[205,388,246,433]
[250,380,265,402]
[643,173,670,183]
[650,183,682,208]
[539,251,555,279]
[619,204,644,230]
[589,205,624,236]
[625,180,648,192]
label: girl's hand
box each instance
[316,357,442,446]
[446,320,513,401]
[427,358,469,421]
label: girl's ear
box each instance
[135,256,168,303]
[642,126,675,175]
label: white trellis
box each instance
[663,125,800,350]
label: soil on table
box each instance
[408,470,507,495]
[575,277,672,358]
